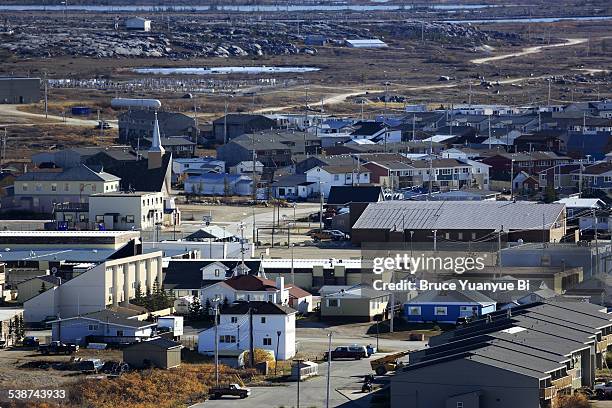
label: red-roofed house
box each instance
[199,274,312,313]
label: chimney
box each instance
[276,276,285,291]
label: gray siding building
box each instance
[0,78,41,104]
[118,110,197,145]
[391,301,612,408]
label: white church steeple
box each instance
[148,111,165,169]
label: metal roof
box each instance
[353,201,565,231]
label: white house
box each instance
[89,191,170,230]
[50,309,157,345]
[197,301,297,360]
[199,275,312,313]
[125,17,151,32]
[305,165,371,198]
[200,275,289,306]
[229,161,264,176]
[172,157,225,183]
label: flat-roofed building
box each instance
[0,77,41,104]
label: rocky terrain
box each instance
[0,15,520,59]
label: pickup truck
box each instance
[210,384,251,399]
[38,341,79,355]
[594,381,612,399]
[324,345,367,361]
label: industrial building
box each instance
[0,77,41,104]
[345,39,388,48]
[351,201,567,244]
[125,17,151,32]
[390,300,612,408]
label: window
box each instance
[88,324,99,331]
[471,232,477,240]
[263,338,272,346]
[457,232,463,240]
[51,183,57,192]
[96,215,104,223]
[220,335,236,343]
[116,330,124,337]
[214,269,220,277]
[231,317,238,323]
[261,317,266,324]
[435,307,447,316]
[126,215,135,223]
[334,174,339,181]
[457,403,464,408]
[108,286,113,294]
[92,184,96,192]
[408,307,421,315]
[64,183,69,192]
[445,232,450,240]
[327,299,339,307]
[22,183,28,191]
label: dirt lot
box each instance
[0,346,123,390]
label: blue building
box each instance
[404,289,496,324]
[50,309,157,345]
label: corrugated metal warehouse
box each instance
[0,77,41,104]
[350,201,567,244]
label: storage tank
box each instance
[111,98,162,110]
[173,296,194,315]
[71,106,91,115]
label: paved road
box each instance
[192,358,379,408]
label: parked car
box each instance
[324,345,367,360]
[23,336,40,348]
[210,384,251,399]
[78,358,104,373]
[310,229,333,240]
[38,341,79,355]
[95,121,111,130]
[328,230,349,241]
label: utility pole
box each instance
[390,292,394,333]
[1,128,6,166]
[214,303,219,387]
[319,182,324,231]
[433,229,437,252]
[294,358,304,408]
[239,221,245,267]
[325,333,332,408]
[290,243,295,285]
[510,159,514,200]
[223,97,229,144]
[547,79,552,106]
[249,307,255,367]
[44,76,48,119]
[468,81,472,107]
[594,209,599,275]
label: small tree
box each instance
[134,282,144,303]
[17,315,25,341]
[189,296,202,321]
[203,298,212,321]
[223,175,231,197]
